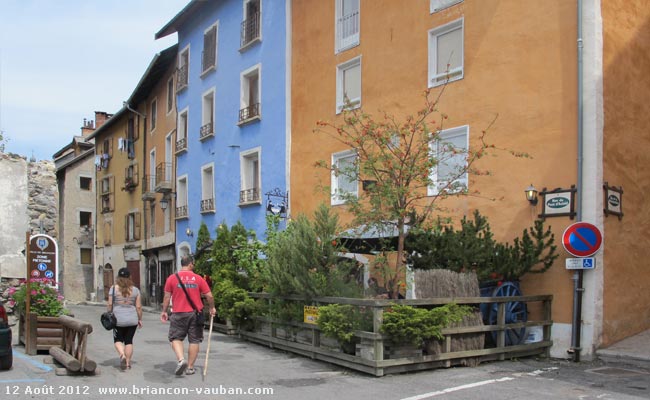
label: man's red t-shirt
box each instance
[164,271,211,313]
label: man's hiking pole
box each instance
[203,314,215,382]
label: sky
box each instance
[0,0,189,161]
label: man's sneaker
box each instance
[175,359,188,375]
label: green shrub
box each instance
[317,304,360,345]
[380,303,472,345]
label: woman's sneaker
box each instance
[175,359,188,375]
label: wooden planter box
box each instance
[19,312,66,355]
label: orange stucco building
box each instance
[290,0,650,359]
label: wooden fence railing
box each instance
[236,294,553,377]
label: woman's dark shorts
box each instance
[113,325,138,345]
[168,312,204,344]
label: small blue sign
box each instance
[44,270,54,279]
[37,263,48,271]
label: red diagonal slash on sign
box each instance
[562,222,602,257]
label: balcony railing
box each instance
[200,198,215,213]
[240,12,260,48]
[239,188,260,204]
[155,163,173,193]
[202,48,216,73]
[142,175,156,200]
[336,11,359,51]
[238,103,260,123]
[176,64,188,91]
[199,122,214,140]
[175,205,188,219]
[175,137,187,154]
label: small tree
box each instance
[315,89,518,298]
[193,222,213,278]
[0,130,7,153]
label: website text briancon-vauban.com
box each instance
[98,385,275,396]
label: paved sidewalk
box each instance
[597,329,650,368]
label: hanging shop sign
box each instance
[538,185,577,220]
[603,182,623,220]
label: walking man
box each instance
[160,255,216,375]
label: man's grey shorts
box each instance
[168,312,204,344]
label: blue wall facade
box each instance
[174,0,288,249]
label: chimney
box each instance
[80,118,95,137]
[94,111,111,129]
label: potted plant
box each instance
[7,278,70,354]
[380,303,472,357]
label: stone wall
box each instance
[0,152,58,279]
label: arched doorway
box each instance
[102,263,114,301]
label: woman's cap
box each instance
[118,268,130,278]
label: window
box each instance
[100,176,114,213]
[336,57,361,113]
[336,0,359,52]
[428,18,464,87]
[80,248,92,265]
[202,22,218,74]
[201,164,215,213]
[239,65,261,123]
[177,46,189,92]
[80,211,92,229]
[150,99,158,131]
[167,77,174,113]
[241,0,261,48]
[430,0,462,13]
[428,125,469,195]
[125,212,141,242]
[124,164,139,190]
[201,89,215,140]
[331,150,358,205]
[176,108,188,154]
[239,148,261,204]
[80,176,92,190]
[176,176,188,219]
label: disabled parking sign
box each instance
[562,222,603,258]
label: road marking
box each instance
[0,378,47,384]
[13,350,53,371]
[400,368,559,400]
[399,377,515,400]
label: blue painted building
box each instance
[156,0,290,255]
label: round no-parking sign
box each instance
[562,222,603,257]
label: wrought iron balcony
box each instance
[239,188,260,204]
[155,163,173,193]
[202,48,216,73]
[200,198,215,213]
[175,137,187,154]
[176,64,188,91]
[199,122,214,140]
[240,12,260,48]
[175,205,188,219]
[238,103,260,123]
[142,175,156,201]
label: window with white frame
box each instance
[428,125,468,195]
[201,89,215,140]
[176,108,188,153]
[167,77,174,113]
[430,0,463,13]
[201,164,215,213]
[241,0,261,48]
[331,150,358,205]
[177,46,189,91]
[125,211,141,242]
[239,148,261,204]
[428,18,464,87]
[239,65,261,123]
[336,0,360,52]
[150,98,157,131]
[336,57,361,113]
[202,22,218,74]
[176,176,188,218]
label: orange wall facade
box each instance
[291,0,649,358]
[601,0,650,346]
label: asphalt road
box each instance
[1,304,649,400]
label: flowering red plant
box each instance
[7,278,68,317]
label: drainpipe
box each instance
[569,0,585,362]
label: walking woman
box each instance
[107,267,142,369]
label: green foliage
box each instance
[212,279,259,329]
[380,303,472,345]
[8,278,69,317]
[405,211,558,282]
[264,204,363,300]
[193,222,213,277]
[317,304,365,344]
